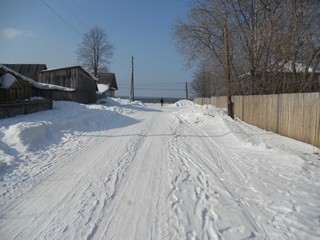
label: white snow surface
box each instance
[0,99,319,240]
[97,83,110,93]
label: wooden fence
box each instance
[0,100,53,119]
[194,92,320,148]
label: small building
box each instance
[38,66,98,104]
[0,64,74,103]
[97,72,118,97]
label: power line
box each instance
[41,0,84,38]
[119,87,185,91]
[58,0,91,30]
[113,57,131,68]
[120,81,188,84]
[70,0,97,27]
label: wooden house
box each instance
[97,72,118,97]
[0,66,35,102]
[0,65,74,103]
[38,66,98,104]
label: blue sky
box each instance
[0,0,194,98]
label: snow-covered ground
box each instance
[0,98,319,240]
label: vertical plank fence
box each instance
[0,100,53,119]
[194,92,320,148]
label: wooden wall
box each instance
[0,100,52,119]
[0,80,37,103]
[194,92,320,148]
[38,67,97,104]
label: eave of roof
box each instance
[0,65,75,91]
[41,65,99,81]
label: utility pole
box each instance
[223,26,234,119]
[185,82,189,100]
[130,56,134,102]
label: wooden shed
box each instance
[0,65,75,103]
[0,67,35,102]
[38,66,98,104]
[97,72,118,97]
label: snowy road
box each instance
[0,99,320,239]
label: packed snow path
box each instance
[0,99,320,240]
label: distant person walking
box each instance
[160,98,164,106]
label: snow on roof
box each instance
[282,61,316,73]
[0,72,17,89]
[0,64,75,91]
[238,61,319,78]
[97,84,110,93]
[86,69,99,82]
[42,65,99,82]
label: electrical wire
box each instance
[71,0,97,27]
[58,0,91,30]
[41,0,84,38]
[119,87,185,91]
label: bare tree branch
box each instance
[77,26,114,77]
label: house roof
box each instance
[281,61,318,73]
[239,61,320,79]
[2,64,47,81]
[97,72,118,90]
[0,65,75,91]
[41,66,99,81]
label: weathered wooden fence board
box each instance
[194,92,320,148]
[0,100,53,119]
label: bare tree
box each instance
[284,0,320,92]
[173,0,320,96]
[191,60,225,97]
[77,26,114,77]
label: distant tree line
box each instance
[173,0,320,97]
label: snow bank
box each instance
[105,98,145,109]
[4,121,62,152]
[0,99,140,170]
[173,99,194,107]
[175,102,316,168]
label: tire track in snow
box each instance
[165,113,267,239]
[69,118,160,240]
[186,114,268,238]
[1,137,118,240]
[165,115,223,240]
[97,120,155,239]
[0,131,104,208]
[0,112,157,240]
[94,111,171,240]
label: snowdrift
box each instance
[0,99,139,170]
[173,99,195,107]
